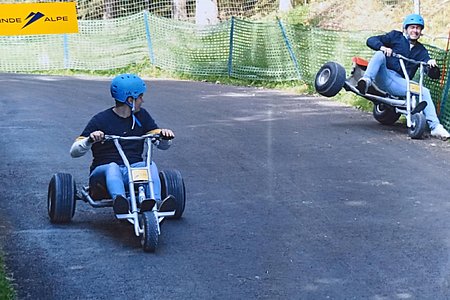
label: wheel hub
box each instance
[317,69,331,86]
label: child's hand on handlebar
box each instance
[88,130,105,143]
[160,129,175,139]
[380,46,393,56]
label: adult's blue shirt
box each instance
[366,30,431,79]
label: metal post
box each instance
[227,16,235,77]
[277,18,302,80]
[439,66,450,117]
[63,34,69,69]
[399,59,412,127]
[438,31,450,117]
[143,10,155,65]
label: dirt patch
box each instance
[307,0,450,48]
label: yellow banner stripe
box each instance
[0,2,78,36]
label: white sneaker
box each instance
[431,124,450,140]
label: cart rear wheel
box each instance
[408,113,426,139]
[141,211,158,252]
[159,169,186,219]
[314,62,346,97]
[373,103,401,125]
[48,173,76,223]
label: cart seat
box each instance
[352,57,368,70]
[89,182,111,200]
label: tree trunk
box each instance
[173,0,188,20]
[196,0,219,25]
[413,0,420,14]
[279,0,293,12]
[104,0,114,19]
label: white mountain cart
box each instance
[315,53,441,139]
[47,133,186,252]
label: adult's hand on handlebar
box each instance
[88,130,105,143]
[380,46,393,57]
[427,59,437,68]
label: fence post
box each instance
[277,18,301,80]
[228,16,235,77]
[440,62,450,118]
[438,33,450,117]
[143,10,155,65]
[63,34,69,69]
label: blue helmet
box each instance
[110,74,147,103]
[403,14,425,29]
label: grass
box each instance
[0,254,15,300]
[335,90,373,111]
[32,61,313,98]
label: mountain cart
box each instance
[47,133,186,252]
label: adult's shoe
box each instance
[357,77,371,95]
[431,124,450,140]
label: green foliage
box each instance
[334,91,373,112]
[31,59,171,78]
[76,0,176,20]
[0,255,15,300]
[284,3,313,26]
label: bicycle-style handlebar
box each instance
[392,53,427,66]
[392,53,440,80]
[104,133,174,141]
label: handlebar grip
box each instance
[160,135,174,140]
[427,65,441,80]
[103,134,174,141]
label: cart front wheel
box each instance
[48,173,76,223]
[408,113,427,139]
[141,211,159,252]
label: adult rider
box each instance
[357,13,450,140]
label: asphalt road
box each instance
[2,73,450,299]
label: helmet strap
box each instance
[130,99,136,130]
[129,98,142,130]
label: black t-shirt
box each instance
[81,107,158,172]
